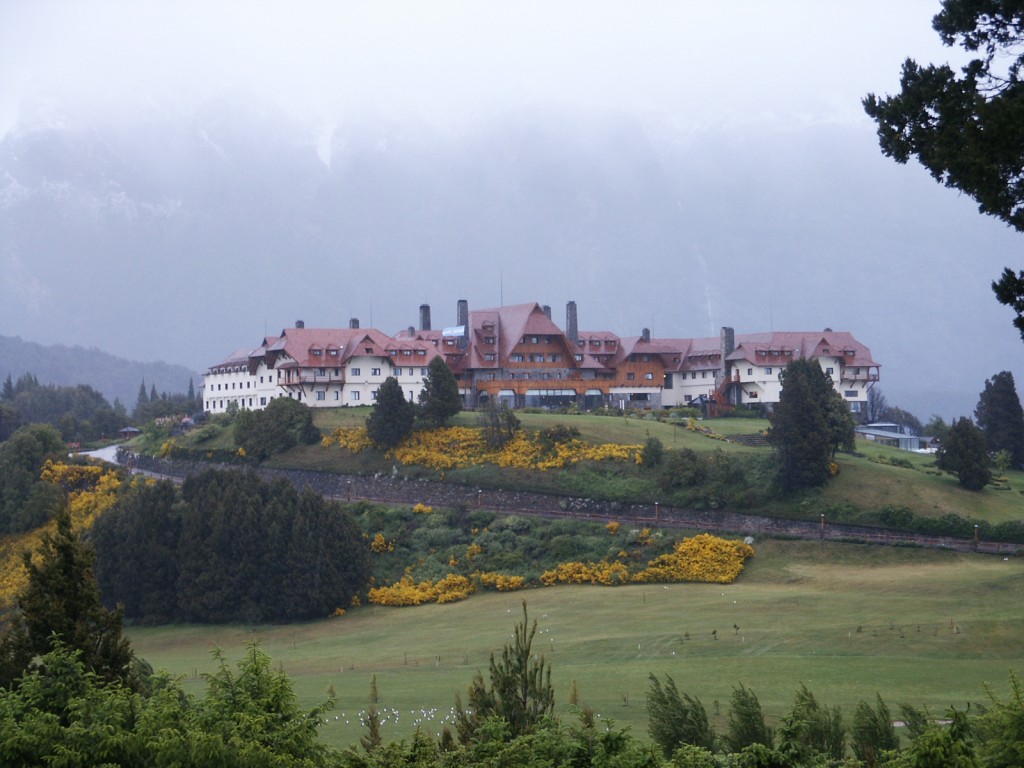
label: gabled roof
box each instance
[264,327,395,368]
[727,331,879,368]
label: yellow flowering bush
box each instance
[322,427,375,452]
[368,574,475,606]
[0,462,123,608]
[324,424,642,472]
[370,532,395,554]
[413,503,433,514]
[474,571,527,591]
[633,533,755,584]
[606,521,620,535]
[540,560,631,586]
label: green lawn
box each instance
[128,538,1024,751]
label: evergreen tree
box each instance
[646,673,716,756]
[454,602,554,743]
[366,377,415,449]
[418,356,462,427]
[0,507,135,689]
[937,417,992,491]
[726,683,773,752]
[136,379,149,413]
[768,359,832,492]
[851,694,899,767]
[1,374,13,402]
[187,377,196,404]
[149,383,159,403]
[975,371,1024,468]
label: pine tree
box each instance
[454,602,554,742]
[149,384,158,403]
[727,683,773,752]
[646,673,716,756]
[187,378,196,404]
[418,356,462,427]
[0,507,135,689]
[769,359,832,492]
[938,418,992,491]
[975,371,1024,468]
[366,377,415,449]
[1,375,13,402]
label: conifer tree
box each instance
[418,356,462,427]
[0,507,135,689]
[938,417,992,491]
[366,377,415,449]
[975,371,1024,468]
[454,602,554,742]
[769,359,832,492]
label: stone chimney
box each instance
[718,326,735,388]
[407,326,415,336]
[420,304,432,331]
[641,327,651,343]
[349,318,360,329]
[295,320,305,329]
[566,301,578,343]
[456,299,469,350]
[542,304,552,320]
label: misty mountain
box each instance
[0,335,199,410]
[1,95,1020,420]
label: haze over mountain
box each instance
[1,1,1020,421]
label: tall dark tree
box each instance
[0,508,135,689]
[768,359,833,492]
[454,602,554,743]
[646,673,716,756]
[975,371,1024,467]
[135,379,149,413]
[727,683,773,753]
[851,694,899,768]
[937,417,993,491]
[366,376,415,449]
[1,374,13,402]
[863,1,1024,337]
[418,356,462,427]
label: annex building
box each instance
[203,300,880,417]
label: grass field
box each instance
[128,537,1024,751]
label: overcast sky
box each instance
[2,1,958,135]
[1,1,1020,420]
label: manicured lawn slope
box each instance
[129,538,1024,750]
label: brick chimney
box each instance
[566,301,578,343]
[420,304,432,331]
[349,318,360,329]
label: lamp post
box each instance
[974,524,979,545]
[820,513,825,537]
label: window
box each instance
[317,368,326,376]
[549,354,561,362]
[351,391,360,401]
[420,368,428,376]
[484,353,496,362]
[260,397,267,405]
[844,390,858,398]
[329,349,338,356]
[626,372,635,381]
[575,354,583,362]
[484,336,495,344]
[531,336,539,343]
[645,372,654,380]
[765,367,772,375]
[684,394,692,402]
[511,354,524,362]
[371,390,378,401]
[445,339,455,346]
[747,368,753,376]
[416,349,426,355]
[351,367,361,376]
[826,367,834,375]
[701,371,707,379]
[407,368,414,376]
[691,372,697,380]
[316,391,326,401]
[371,368,381,376]
[365,347,373,354]
[642,355,650,362]
[334,391,340,400]
[850,402,862,413]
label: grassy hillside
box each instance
[128,538,1024,750]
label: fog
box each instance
[0,1,1020,420]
